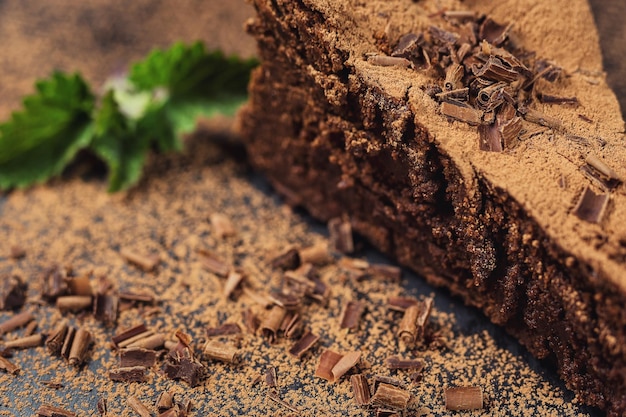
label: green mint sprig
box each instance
[0,42,258,192]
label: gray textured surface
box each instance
[590,0,626,119]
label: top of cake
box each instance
[299,0,626,291]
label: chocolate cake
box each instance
[239,0,626,414]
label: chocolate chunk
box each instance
[288,330,319,358]
[163,357,205,387]
[0,275,27,310]
[340,300,364,330]
[478,17,511,46]
[572,186,609,224]
[41,265,70,301]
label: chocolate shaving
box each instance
[472,56,520,83]
[120,248,160,272]
[119,291,156,304]
[56,295,92,312]
[4,334,43,349]
[46,320,69,356]
[387,296,419,312]
[578,114,593,123]
[440,101,483,125]
[0,275,27,310]
[223,270,245,299]
[444,63,464,91]
[299,242,331,265]
[127,333,165,350]
[443,10,478,21]
[367,55,411,68]
[9,245,26,259]
[0,310,33,335]
[429,25,459,45]
[281,312,303,339]
[368,263,402,281]
[206,323,241,337]
[0,355,20,375]
[373,375,407,391]
[331,351,361,381]
[242,308,260,334]
[370,382,411,410]
[572,186,609,224]
[478,122,503,152]
[268,290,301,309]
[41,265,70,301]
[40,380,64,389]
[385,356,424,371]
[340,300,365,330]
[61,327,76,360]
[157,391,174,413]
[391,33,429,69]
[315,350,343,381]
[584,154,621,188]
[66,273,92,296]
[267,391,301,414]
[265,366,278,389]
[270,248,301,271]
[242,287,272,307]
[328,217,354,254]
[537,93,579,106]
[479,18,511,46]
[120,347,157,368]
[288,330,319,358]
[158,408,180,417]
[436,88,469,102]
[351,374,371,407]
[109,366,147,383]
[36,405,77,417]
[520,107,562,130]
[198,249,230,277]
[94,293,118,324]
[127,396,151,417]
[476,82,509,111]
[112,323,148,347]
[534,59,562,82]
[397,297,433,344]
[376,410,401,417]
[203,340,241,363]
[445,386,484,410]
[163,353,205,387]
[391,33,420,58]
[68,328,92,366]
[97,398,107,416]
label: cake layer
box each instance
[240,0,626,414]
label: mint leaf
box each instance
[90,91,151,192]
[129,42,257,135]
[0,72,95,189]
[0,42,258,192]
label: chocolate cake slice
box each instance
[239,0,626,415]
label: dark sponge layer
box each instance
[240,1,626,414]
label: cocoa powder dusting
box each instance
[0,129,596,416]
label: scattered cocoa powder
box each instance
[0,129,598,416]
